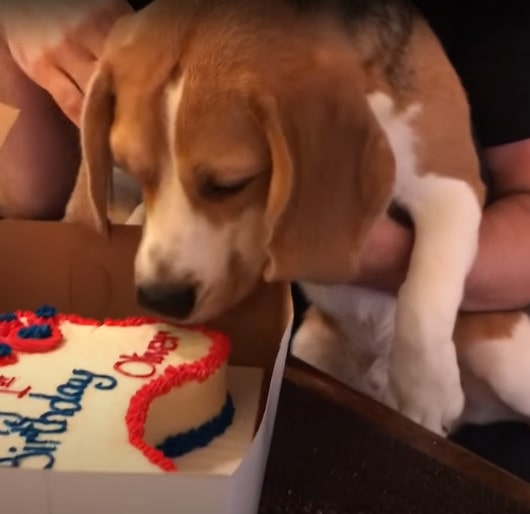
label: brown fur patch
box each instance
[453,311,524,347]
[394,19,485,204]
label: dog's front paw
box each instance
[382,341,465,436]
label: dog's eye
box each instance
[200,176,254,201]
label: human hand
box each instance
[0,0,132,126]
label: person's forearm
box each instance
[355,215,414,294]
[462,193,530,311]
[356,194,530,312]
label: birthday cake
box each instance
[0,306,235,473]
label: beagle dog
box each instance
[65,0,530,436]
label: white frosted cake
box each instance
[0,306,242,473]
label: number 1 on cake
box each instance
[0,375,31,398]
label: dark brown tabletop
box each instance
[259,357,530,514]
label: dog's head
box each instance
[79,0,395,323]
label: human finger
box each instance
[43,68,85,126]
[53,35,97,93]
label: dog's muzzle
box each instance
[137,282,197,319]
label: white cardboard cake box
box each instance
[0,103,293,513]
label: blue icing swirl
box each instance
[0,312,16,322]
[156,394,235,458]
[18,324,52,339]
[0,343,12,357]
[35,305,57,319]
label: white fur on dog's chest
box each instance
[298,281,395,399]
[300,282,395,358]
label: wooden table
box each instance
[259,357,530,513]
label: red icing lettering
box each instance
[114,356,156,378]
[148,332,178,352]
[0,375,15,387]
[113,331,179,379]
[0,375,32,398]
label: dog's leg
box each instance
[385,176,482,434]
[459,313,530,421]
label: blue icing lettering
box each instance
[0,312,16,322]
[1,447,56,469]
[0,369,117,469]
[0,411,63,445]
[71,369,118,391]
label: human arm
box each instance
[355,142,530,312]
[0,0,132,126]
[463,140,530,310]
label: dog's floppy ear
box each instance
[63,65,114,235]
[258,58,396,283]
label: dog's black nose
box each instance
[137,283,197,319]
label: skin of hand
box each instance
[355,138,530,312]
[464,139,530,311]
[0,0,132,126]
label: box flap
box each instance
[0,219,291,368]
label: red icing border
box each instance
[0,319,22,338]
[0,352,18,367]
[1,310,230,472]
[125,325,230,472]
[0,311,65,360]
[63,315,231,472]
